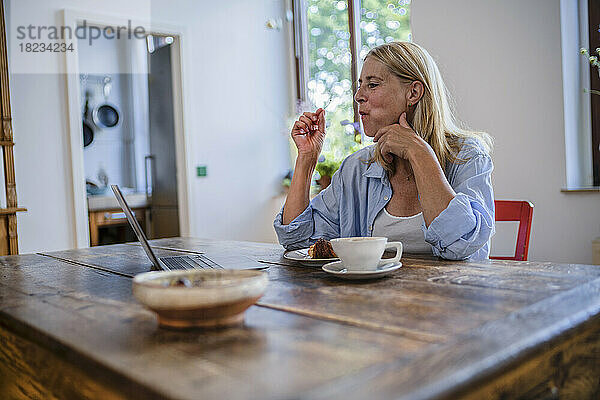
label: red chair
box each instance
[490,200,534,261]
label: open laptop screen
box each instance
[110,185,162,269]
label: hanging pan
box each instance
[82,91,94,147]
[93,76,120,129]
[93,103,120,128]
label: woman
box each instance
[274,41,494,261]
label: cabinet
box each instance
[88,207,147,247]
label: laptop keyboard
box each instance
[159,255,225,270]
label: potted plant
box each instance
[315,159,340,190]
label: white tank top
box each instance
[372,208,433,254]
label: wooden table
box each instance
[1,238,599,399]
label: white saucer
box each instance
[322,260,402,280]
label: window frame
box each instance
[291,0,364,143]
[588,0,600,186]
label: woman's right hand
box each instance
[291,108,325,161]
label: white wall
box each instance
[8,0,291,252]
[412,0,600,263]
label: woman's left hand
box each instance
[373,112,420,163]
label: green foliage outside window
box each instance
[315,159,341,178]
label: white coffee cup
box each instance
[330,237,403,271]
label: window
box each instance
[587,0,600,186]
[292,0,411,166]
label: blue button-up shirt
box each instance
[274,139,495,261]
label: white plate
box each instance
[284,248,339,266]
[322,260,402,280]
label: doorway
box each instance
[65,11,190,248]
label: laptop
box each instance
[111,185,266,271]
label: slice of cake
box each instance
[308,238,337,259]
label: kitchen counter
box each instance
[87,191,150,211]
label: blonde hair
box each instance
[365,41,492,174]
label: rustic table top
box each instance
[1,237,599,400]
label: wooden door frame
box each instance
[63,9,193,248]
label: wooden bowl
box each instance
[132,269,268,329]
